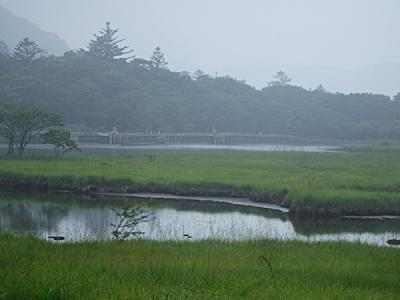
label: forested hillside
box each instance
[0,22,399,140]
[1,53,400,140]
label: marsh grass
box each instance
[344,141,400,153]
[0,232,398,299]
[0,151,400,213]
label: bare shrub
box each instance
[110,205,152,242]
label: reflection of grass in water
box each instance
[1,193,399,240]
[102,195,288,220]
[0,194,291,242]
[0,192,288,220]
[0,200,69,233]
[0,232,399,299]
[291,217,400,235]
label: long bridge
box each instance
[77,132,338,146]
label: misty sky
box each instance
[1,0,400,92]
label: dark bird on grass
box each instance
[48,236,65,241]
[133,231,145,235]
[183,234,192,239]
[387,239,400,246]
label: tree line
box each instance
[1,22,400,141]
[4,22,168,70]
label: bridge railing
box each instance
[77,132,343,146]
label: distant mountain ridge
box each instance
[0,4,69,55]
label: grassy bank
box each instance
[0,233,398,299]
[344,141,400,153]
[0,151,400,214]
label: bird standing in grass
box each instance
[387,239,400,246]
[48,236,65,241]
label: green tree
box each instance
[87,22,133,60]
[41,128,80,157]
[13,37,44,62]
[150,46,168,69]
[268,71,292,87]
[314,84,327,93]
[0,103,62,156]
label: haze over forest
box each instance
[1,0,400,141]
[1,0,400,95]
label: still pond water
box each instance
[1,193,399,246]
[1,143,340,156]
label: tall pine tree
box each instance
[13,37,44,62]
[150,46,168,69]
[87,22,133,60]
[268,71,292,87]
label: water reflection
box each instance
[0,202,68,233]
[0,143,340,157]
[291,216,400,235]
[0,193,399,246]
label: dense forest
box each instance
[1,23,400,140]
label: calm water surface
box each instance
[0,143,341,156]
[0,193,399,246]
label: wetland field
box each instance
[1,149,400,299]
[1,150,400,215]
[1,231,399,299]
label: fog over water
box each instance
[1,0,400,94]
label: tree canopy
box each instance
[150,46,168,69]
[268,71,292,87]
[87,22,133,60]
[41,128,79,157]
[0,103,62,155]
[13,37,44,62]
